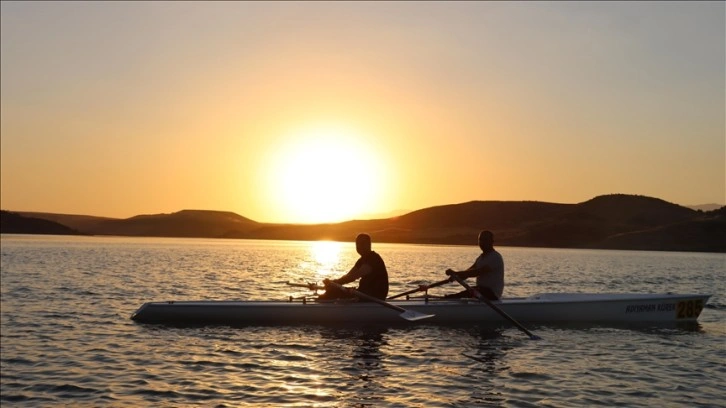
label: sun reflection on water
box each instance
[309,241,344,280]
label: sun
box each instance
[265,125,387,224]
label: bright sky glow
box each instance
[264,124,388,223]
[1,1,724,223]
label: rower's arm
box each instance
[335,264,372,285]
[447,265,491,279]
[463,265,491,278]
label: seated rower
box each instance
[318,233,389,301]
[444,230,504,300]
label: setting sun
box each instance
[264,125,389,224]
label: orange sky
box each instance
[1,2,724,223]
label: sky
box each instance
[1,1,724,224]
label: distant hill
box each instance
[19,212,117,232]
[597,210,726,252]
[0,210,83,235]
[6,194,726,252]
[84,210,259,238]
[688,203,723,212]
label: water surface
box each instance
[1,235,724,407]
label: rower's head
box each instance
[355,233,372,255]
[478,230,494,252]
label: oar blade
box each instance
[448,273,542,340]
[399,310,435,321]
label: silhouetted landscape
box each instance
[2,194,724,252]
[0,211,84,236]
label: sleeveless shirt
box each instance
[355,251,389,300]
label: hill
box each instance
[596,206,726,252]
[19,212,117,232]
[0,211,83,235]
[84,210,259,238]
[5,194,725,252]
[688,203,723,212]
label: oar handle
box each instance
[449,273,542,340]
[326,281,406,313]
[325,281,435,321]
[387,278,452,300]
[286,281,324,291]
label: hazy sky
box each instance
[1,1,724,223]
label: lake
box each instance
[1,234,724,407]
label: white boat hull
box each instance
[131,293,710,326]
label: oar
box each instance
[326,281,435,322]
[387,278,452,300]
[286,281,324,291]
[448,273,542,340]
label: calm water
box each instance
[1,234,724,407]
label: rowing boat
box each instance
[131,292,711,326]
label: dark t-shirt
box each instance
[355,251,389,300]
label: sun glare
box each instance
[310,240,342,265]
[309,240,344,279]
[266,125,387,224]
